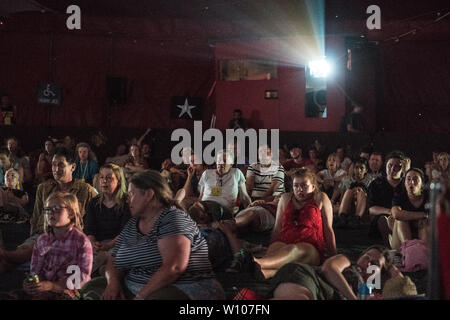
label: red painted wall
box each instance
[214,36,347,131]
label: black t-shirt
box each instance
[392,189,429,212]
[367,177,403,209]
[84,196,131,241]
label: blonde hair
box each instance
[97,163,127,211]
[44,192,83,233]
[5,168,20,189]
[326,153,341,170]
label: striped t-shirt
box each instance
[112,206,214,288]
[246,163,285,199]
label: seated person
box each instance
[0,168,29,222]
[81,170,225,300]
[307,146,324,172]
[84,164,131,276]
[390,168,429,251]
[283,144,314,176]
[73,142,99,185]
[366,151,384,182]
[6,137,32,184]
[174,153,206,210]
[198,150,251,216]
[334,158,373,228]
[368,151,405,248]
[123,144,149,181]
[245,245,401,300]
[336,146,352,172]
[104,143,129,167]
[22,192,93,300]
[246,145,285,202]
[160,147,192,192]
[0,152,24,186]
[236,169,335,279]
[35,139,56,183]
[0,147,97,274]
[431,152,449,180]
[318,153,347,200]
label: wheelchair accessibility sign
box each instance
[37,82,62,105]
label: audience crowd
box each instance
[0,128,448,300]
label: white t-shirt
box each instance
[246,163,285,198]
[198,168,245,210]
[319,169,347,186]
[341,157,352,171]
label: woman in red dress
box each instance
[254,168,329,279]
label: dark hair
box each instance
[54,147,76,164]
[129,170,180,209]
[405,168,425,182]
[385,151,406,162]
[353,157,369,169]
[370,151,383,158]
[289,143,302,151]
[233,109,242,114]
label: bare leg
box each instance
[355,190,367,218]
[235,209,260,233]
[391,220,412,251]
[378,216,392,249]
[338,189,353,215]
[271,283,313,300]
[254,242,320,273]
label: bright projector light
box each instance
[308,59,331,78]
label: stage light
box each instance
[308,59,331,78]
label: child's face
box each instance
[327,156,339,171]
[44,199,71,228]
[6,172,18,188]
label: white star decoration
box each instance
[177,98,196,118]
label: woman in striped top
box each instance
[99,170,224,300]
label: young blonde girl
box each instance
[23,192,93,299]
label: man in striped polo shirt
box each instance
[246,145,285,202]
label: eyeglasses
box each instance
[43,205,67,214]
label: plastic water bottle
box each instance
[358,282,370,300]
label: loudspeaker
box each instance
[106,77,127,106]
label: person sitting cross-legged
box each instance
[84,164,131,276]
[20,192,93,300]
[0,147,97,274]
[80,170,225,300]
[228,169,336,279]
